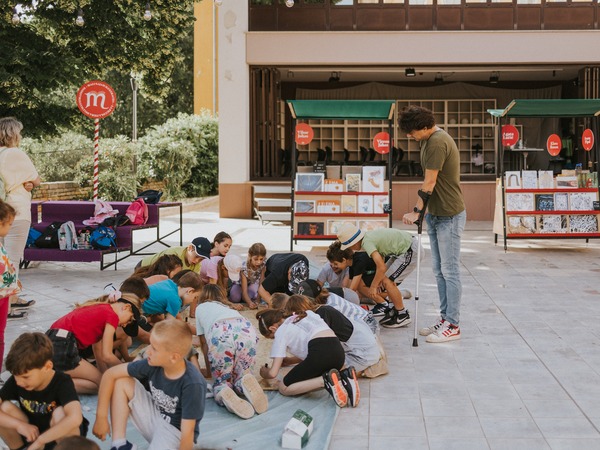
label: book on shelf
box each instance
[373,195,389,214]
[362,166,385,193]
[297,222,325,236]
[316,200,341,214]
[295,173,324,192]
[323,179,344,192]
[535,194,554,211]
[569,215,598,233]
[554,192,569,210]
[507,216,536,234]
[341,195,357,214]
[506,193,534,211]
[555,176,578,189]
[358,219,388,231]
[539,215,567,233]
[505,171,521,189]
[521,171,538,189]
[357,195,374,214]
[345,173,361,192]
[569,192,596,211]
[538,170,554,189]
[327,219,357,236]
[295,200,315,213]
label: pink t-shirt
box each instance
[50,304,119,349]
[200,256,223,283]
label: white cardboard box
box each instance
[281,409,314,449]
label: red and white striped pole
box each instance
[93,118,100,200]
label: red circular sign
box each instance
[582,128,594,151]
[295,123,314,145]
[76,80,117,119]
[373,132,390,154]
[546,134,562,156]
[502,125,519,147]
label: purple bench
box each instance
[23,200,182,270]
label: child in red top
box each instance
[46,301,134,395]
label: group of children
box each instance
[0,199,421,449]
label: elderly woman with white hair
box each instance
[0,117,41,319]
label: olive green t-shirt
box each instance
[140,246,201,273]
[361,228,413,257]
[420,129,465,216]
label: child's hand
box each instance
[245,301,258,310]
[93,417,111,441]
[16,422,39,444]
[230,303,243,311]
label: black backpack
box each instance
[34,221,64,249]
[136,190,163,204]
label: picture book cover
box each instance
[554,192,569,211]
[521,170,538,189]
[506,193,534,211]
[505,171,522,189]
[358,220,388,231]
[316,200,341,214]
[373,195,389,214]
[295,173,324,192]
[538,170,554,189]
[569,215,598,233]
[295,200,315,213]
[507,216,536,234]
[555,175,578,189]
[327,220,357,236]
[362,166,385,192]
[341,195,357,214]
[297,222,325,236]
[535,194,554,211]
[323,179,344,192]
[539,215,567,234]
[357,195,374,214]
[569,192,596,211]
[345,173,361,192]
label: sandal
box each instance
[10,299,36,309]
[7,310,28,320]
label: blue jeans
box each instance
[425,210,466,326]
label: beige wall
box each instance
[193,1,217,115]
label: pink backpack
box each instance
[125,198,148,225]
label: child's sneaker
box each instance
[216,386,255,419]
[426,321,461,343]
[339,366,360,407]
[371,302,390,317]
[419,318,445,336]
[240,373,268,414]
[322,369,348,408]
[380,308,411,328]
[110,440,137,450]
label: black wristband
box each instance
[413,207,421,213]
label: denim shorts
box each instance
[46,328,81,371]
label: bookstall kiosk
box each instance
[287,100,395,250]
[490,99,600,250]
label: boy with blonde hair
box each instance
[93,320,207,450]
[0,333,85,450]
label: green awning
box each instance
[488,99,600,118]
[287,100,395,120]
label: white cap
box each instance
[223,254,243,282]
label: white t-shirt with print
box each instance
[195,301,241,336]
[270,311,330,360]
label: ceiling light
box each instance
[489,72,499,84]
[328,71,340,83]
[75,9,84,27]
[405,68,416,77]
[434,72,443,84]
[286,0,294,7]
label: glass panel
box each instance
[516,0,540,4]
[439,0,461,4]
[332,0,354,4]
[408,0,433,4]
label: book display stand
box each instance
[491,99,600,250]
[287,100,395,250]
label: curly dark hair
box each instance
[398,105,436,133]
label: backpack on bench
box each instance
[89,225,117,250]
[34,221,64,249]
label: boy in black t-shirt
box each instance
[93,320,207,450]
[0,332,84,450]
[258,253,309,305]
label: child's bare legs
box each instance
[136,328,151,344]
[50,406,81,437]
[109,377,136,441]
[0,400,29,448]
[278,376,324,396]
[357,281,387,305]
[67,359,101,394]
[114,328,133,362]
[380,278,405,310]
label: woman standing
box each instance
[0,117,41,319]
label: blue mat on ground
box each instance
[82,389,338,450]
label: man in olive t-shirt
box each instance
[400,105,466,344]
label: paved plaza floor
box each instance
[5,198,600,449]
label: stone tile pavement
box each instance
[5,198,600,449]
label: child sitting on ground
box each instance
[0,333,85,450]
[138,236,211,273]
[316,241,360,305]
[230,242,267,309]
[133,254,183,286]
[92,320,207,450]
[196,284,267,419]
[46,296,135,394]
[197,254,244,314]
[256,308,354,408]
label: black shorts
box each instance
[46,329,81,372]
[283,336,345,386]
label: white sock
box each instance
[111,439,126,448]
[396,308,406,313]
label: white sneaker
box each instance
[400,289,412,300]
[240,373,268,414]
[216,386,255,419]
[419,318,445,336]
[426,321,461,343]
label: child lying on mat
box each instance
[256,308,359,408]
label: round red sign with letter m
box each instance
[76,80,117,119]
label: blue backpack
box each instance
[89,225,117,250]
